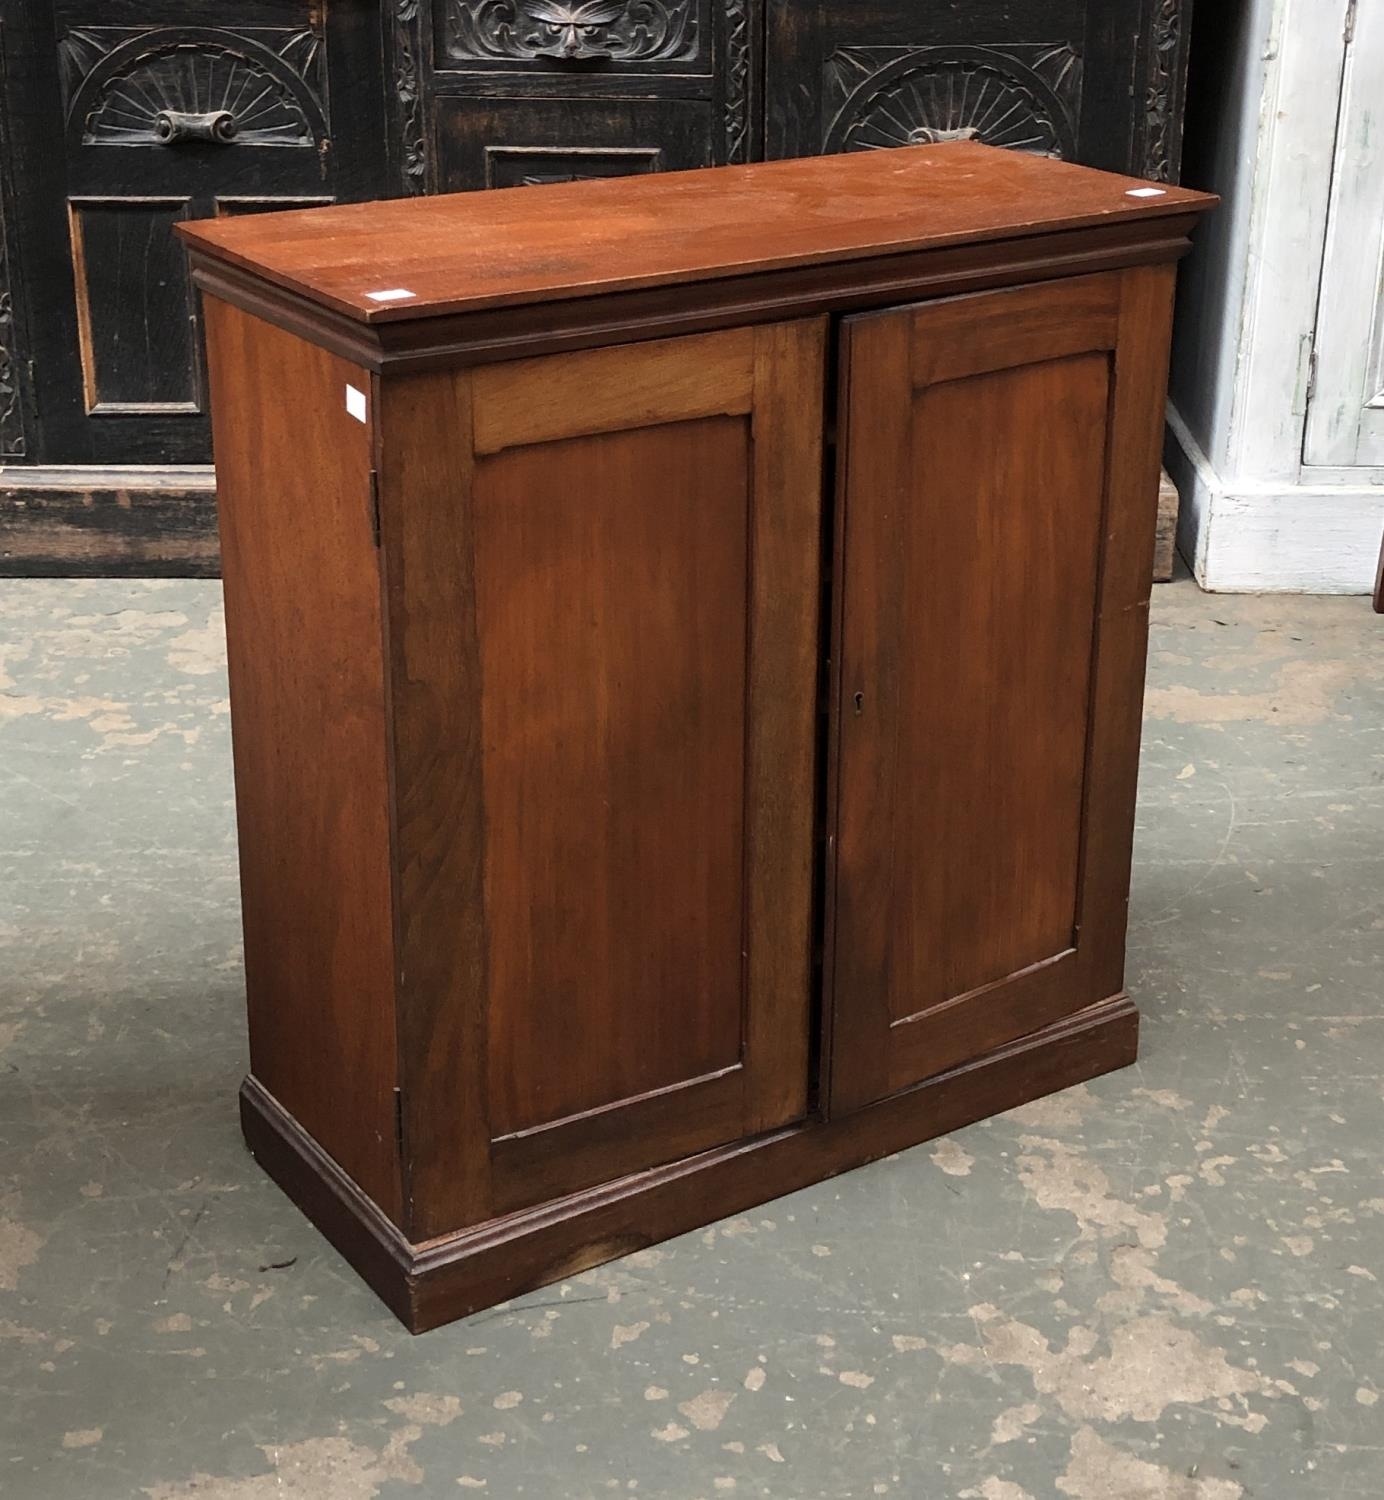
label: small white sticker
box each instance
[364,287,417,303]
[1126,187,1168,198]
[345,384,368,423]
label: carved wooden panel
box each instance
[722,0,752,167]
[766,1,1187,182]
[1139,0,1187,183]
[823,44,1080,159]
[0,143,25,457]
[442,0,704,67]
[0,0,1190,573]
[59,26,328,148]
[0,2,386,473]
[402,0,755,193]
[391,2,429,193]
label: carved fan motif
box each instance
[826,47,1076,160]
[77,37,322,147]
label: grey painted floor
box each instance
[1,574,1381,1499]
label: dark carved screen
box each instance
[0,0,1189,573]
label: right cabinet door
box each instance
[828,268,1174,1114]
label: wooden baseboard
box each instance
[240,994,1139,1334]
[0,467,219,577]
[1153,466,1179,583]
[0,463,1181,586]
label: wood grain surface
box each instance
[198,146,1212,1321]
[381,321,825,1234]
[177,142,1213,325]
[828,271,1159,1113]
[241,994,1140,1333]
[203,297,402,1221]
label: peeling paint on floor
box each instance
[1,574,1381,1498]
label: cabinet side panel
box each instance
[203,296,401,1223]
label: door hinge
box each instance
[1345,0,1357,44]
[1295,336,1318,413]
[393,1086,406,1156]
[368,467,381,548]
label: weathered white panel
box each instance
[1227,0,1352,482]
[1164,0,1384,593]
[1305,0,1384,467]
[1169,405,1384,592]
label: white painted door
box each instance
[1306,0,1384,467]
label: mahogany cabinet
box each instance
[180,142,1213,1332]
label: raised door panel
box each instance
[828,269,1175,1114]
[382,320,826,1238]
[477,415,749,1137]
[68,198,200,415]
[434,95,713,191]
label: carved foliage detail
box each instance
[723,0,750,164]
[393,0,428,193]
[60,27,327,148]
[824,44,1081,161]
[0,238,23,458]
[1143,0,1183,182]
[0,109,23,455]
[446,0,698,65]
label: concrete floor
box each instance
[0,573,1380,1499]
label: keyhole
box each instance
[853,691,865,715]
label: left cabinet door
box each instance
[381,320,827,1238]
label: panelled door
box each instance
[827,269,1174,1114]
[1304,0,1384,468]
[384,320,826,1237]
[2,1,385,467]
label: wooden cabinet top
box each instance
[178,142,1212,327]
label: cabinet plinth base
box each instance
[239,993,1138,1334]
